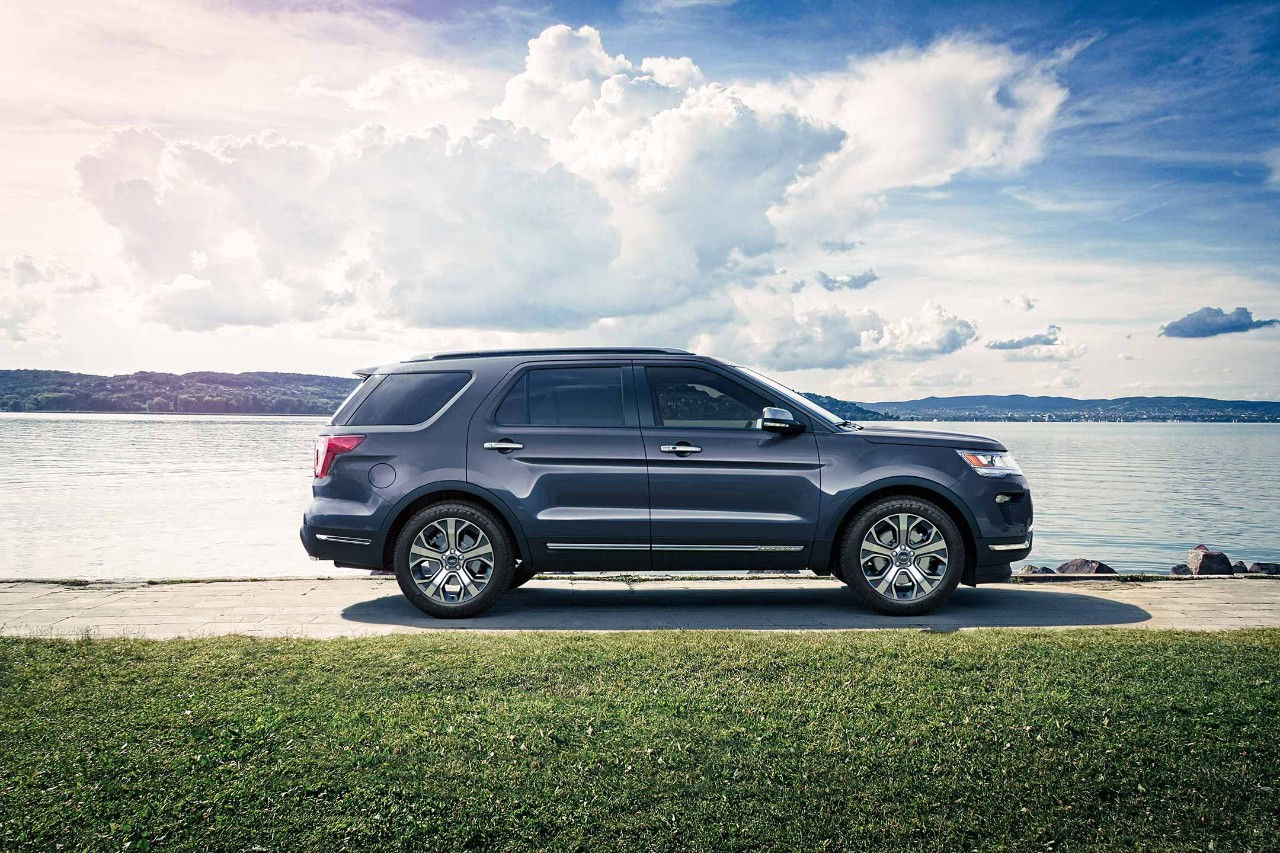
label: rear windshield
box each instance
[346,372,471,426]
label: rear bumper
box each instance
[299,523,383,570]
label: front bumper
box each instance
[975,530,1033,577]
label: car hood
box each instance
[847,424,1005,451]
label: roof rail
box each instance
[402,347,693,362]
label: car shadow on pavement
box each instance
[340,583,1151,631]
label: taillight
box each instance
[314,434,365,478]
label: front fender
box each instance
[811,472,981,577]
[822,474,981,543]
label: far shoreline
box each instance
[2,410,1276,424]
[0,409,329,417]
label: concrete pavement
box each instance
[2,576,1280,638]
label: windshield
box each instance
[734,366,848,427]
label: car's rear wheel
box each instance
[838,495,964,616]
[393,502,515,618]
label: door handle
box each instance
[660,443,702,455]
[483,440,524,452]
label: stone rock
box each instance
[1170,563,1191,576]
[1186,545,1233,575]
[1056,558,1117,575]
[1233,561,1247,572]
[1247,562,1280,576]
[1017,565,1056,575]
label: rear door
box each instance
[637,362,822,571]
[468,362,651,571]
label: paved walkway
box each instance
[2,576,1279,638]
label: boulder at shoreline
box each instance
[1170,563,1191,576]
[1017,565,1056,575]
[1056,558,1117,575]
[1248,562,1280,576]
[1187,545,1234,575]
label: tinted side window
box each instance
[347,372,470,426]
[496,367,624,427]
[494,374,528,425]
[647,366,771,429]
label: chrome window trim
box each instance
[338,370,476,434]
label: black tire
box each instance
[509,566,537,590]
[838,495,964,616]
[393,501,515,619]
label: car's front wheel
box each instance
[393,502,515,618]
[838,495,964,615]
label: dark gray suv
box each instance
[301,348,1032,618]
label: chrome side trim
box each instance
[989,539,1032,551]
[546,543,804,553]
[546,543,650,551]
[316,534,373,546]
[653,544,804,552]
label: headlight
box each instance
[956,449,1021,477]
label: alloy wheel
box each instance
[408,517,495,605]
[859,513,949,602]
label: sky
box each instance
[1,0,1278,401]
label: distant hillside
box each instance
[3,371,1273,422]
[801,393,896,421]
[0,370,359,415]
[870,394,1280,422]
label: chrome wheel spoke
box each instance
[861,541,895,560]
[895,514,912,547]
[462,542,492,562]
[914,535,947,557]
[411,543,445,562]
[456,570,480,599]
[422,566,450,598]
[907,565,937,594]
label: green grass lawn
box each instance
[2,630,1278,852]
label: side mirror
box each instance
[758,407,804,435]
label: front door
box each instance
[468,363,651,571]
[637,363,822,571]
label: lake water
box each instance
[0,414,1276,580]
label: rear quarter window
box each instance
[328,378,368,425]
[346,372,471,426]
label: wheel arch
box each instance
[821,478,980,586]
[378,481,531,572]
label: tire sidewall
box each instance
[840,496,964,615]
[394,502,515,618]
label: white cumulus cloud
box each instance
[64,24,1067,370]
[700,300,978,370]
